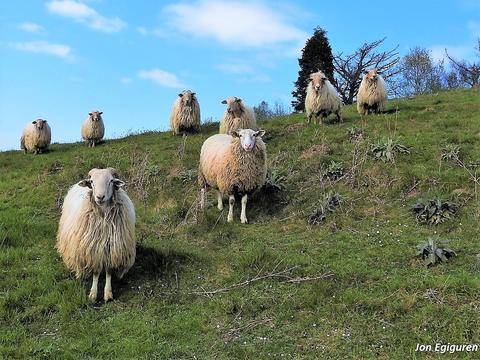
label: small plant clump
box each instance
[264,169,287,192]
[411,198,458,225]
[322,161,345,181]
[440,144,461,162]
[416,238,456,266]
[307,192,342,225]
[179,169,198,183]
[346,127,364,142]
[370,138,410,162]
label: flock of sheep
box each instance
[19,70,388,301]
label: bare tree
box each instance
[446,38,480,88]
[333,38,400,104]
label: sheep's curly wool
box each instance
[305,73,342,123]
[20,120,51,153]
[219,98,256,134]
[170,91,201,135]
[81,113,105,142]
[56,184,135,278]
[357,71,388,115]
[198,134,266,196]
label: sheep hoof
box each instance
[241,217,248,224]
[218,204,223,211]
[88,291,97,302]
[104,290,113,302]
[227,215,233,223]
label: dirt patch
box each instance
[285,123,305,134]
[299,144,330,160]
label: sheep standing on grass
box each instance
[81,111,105,147]
[219,97,256,134]
[199,128,267,224]
[56,168,136,302]
[170,90,201,135]
[20,119,51,154]
[357,69,388,115]
[305,71,343,124]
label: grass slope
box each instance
[1,89,480,359]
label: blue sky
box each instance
[1,0,478,151]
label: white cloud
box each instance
[46,0,126,33]
[137,26,168,38]
[164,0,307,49]
[120,77,133,84]
[13,41,73,59]
[19,22,45,33]
[137,69,186,88]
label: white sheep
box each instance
[357,69,388,115]
[305,71,343,124]
[170,90,201,135]
[219,97,256,134]
[56,168,136,302]
[199,128,267,224]
[20,119,51,154]
[81,111,105,147]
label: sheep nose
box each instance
[97,195,105,201]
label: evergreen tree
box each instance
[291,27,334,112]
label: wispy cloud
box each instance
[164,0,307,49]
[137,69,186,88]
[136,26,168,38]
[468,21,480,38]
[13,41,73,59]
[19,22,45,34]
[46,0,126,33]
[120,77,133,84]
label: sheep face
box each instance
[178,90,196,106]
[222,97,244,117]
[231,128,265,152]
[79,168,125,206]
[88,111,103,122]
[364,69,382,83]
[32,119,47,130]
[309,72,327,92]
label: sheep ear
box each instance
[376,71,383,75]
[32,120,37,124]
[191,92,196,96]
[254,130,265,138]
[113,179,125,190]
[221,100,227,104]
[88,112,92,116]
[235,98,241,102]
[363,70,369,75]
[178,93,183,97]
[231,130,240,138]
[78,179,92,188]
[99,111,103,115]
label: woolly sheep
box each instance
[170,90,201,135]
[198,128,267,224]
[219,97,257,134]
[81,111,105,147]
[20,119,51,154]
[56,168,136,302]
[305,71,343,124]
[357,69,388,115]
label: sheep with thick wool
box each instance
[170,90,201,135]
[81,111,105,147]
[305,71,343,124]
[56,168,136,302]
[219,97,256,134]
[357,69,388,115]
[199,128,267,224]
[20,119,51,154]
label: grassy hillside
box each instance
[1,89,480,359]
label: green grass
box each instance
[1,89,480,359]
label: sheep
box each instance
[198,128,267,224]
[219,97,257,134]
[170,90,201,135]
[305,71,343,124]
[357,69,388,115]
[20,119,51,154]
[81,111,105,147]
[56,168,136,302]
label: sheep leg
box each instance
[240,194,248,224]
[227,195,235,222]
[104,270,113,302]
[89,273,99,302]
[92,141,96,148]
[200,188,206,210]
[336,110,343,123]
[216,190,223,211]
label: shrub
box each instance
[412,198,458,225]
[307,192,342,225]
[416,238,456,266]
[371,138,410,162]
